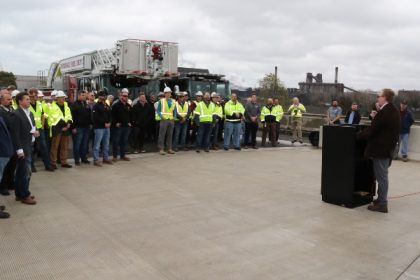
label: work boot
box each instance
[159,150,166,155]
[0,211,10,219]
[120,156,130,161]
[94,161,103,167]
[112,157,119,162]
[61,163,72,168]
[402,155,408,162]
[102,160,113,165]
[0,188,10,196]
[367,203,388,213]
[168,150,175,154]
[81,159,90,164]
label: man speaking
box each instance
[357,89,400,213]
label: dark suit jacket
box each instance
[357,103,400,159]
[344,110,361,124]
[10,108,35,156]
[0,116,13,157]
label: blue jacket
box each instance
[0,116,13,158]
[400,109,414,134]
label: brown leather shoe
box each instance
[21,196,37,205]
[16,195,35,201]
[61,163,73,168]
[94,161,103,167]
[102,160,113,165]
[112,157,119,162]
[120,156,130,161]
[367,203,388,213]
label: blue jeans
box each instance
[399,133,409,156]
[73,127,90,162]
[15,155,32,199]
[0,157,10,182]
[112,127,131,158]
[93,128,110,162]
[211,122,220,146]
[196,122,212,150]
[31,128,50,169]
[173,121,188,149]
[224,121,241,149]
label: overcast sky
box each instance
[1,0,419,91]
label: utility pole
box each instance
[274,66,278,96]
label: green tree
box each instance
[258,73,289,106]
[0,71,17,88]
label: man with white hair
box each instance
[0,89,17,196]
[156,87,175,155]
[287,97,306,144]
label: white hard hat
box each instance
[37,90,44,97]
[55,91,67,98]
[163,87,172,93]
[182,91,188,96]
[157,92,164,97]
[195,91,203,97]
[11,90,20,97]
[51,90,57,97]
[211,92,218,98]
[121,88,129,93]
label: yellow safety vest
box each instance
[12,99,17,110]
[160,98,175,120]
[288,104,306,118]
[224,100,245,121]
[48,101,73,136]
[194,101,215,123]
[213,103,223,118]
[29,101,43,129]
[175,101,188,120]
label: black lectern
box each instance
[321,125,375,208]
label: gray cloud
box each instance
[1,0,419,90]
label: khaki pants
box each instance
[50,134,69,165]
[291,118,303,141]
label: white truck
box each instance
[46,39,178,100]
[46,38,230,100]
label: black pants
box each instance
[275,122,280,141]
[244,122,258,146]
[0,155,17,190]
[134,126,147,150]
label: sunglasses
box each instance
[376,95,384,98]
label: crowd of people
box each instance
[0,84,415,217]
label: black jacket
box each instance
[10,108,35,156]
[344,110,361,125]
[92,102,112,129]
[357,103,400,159]
[111,100,131,127]
[131,102,153,127]
[71,100,92,128]
[0,116,13,157]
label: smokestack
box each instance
[335,67,338,83]
[274,66,278,95]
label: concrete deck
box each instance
[1,146,420,280]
